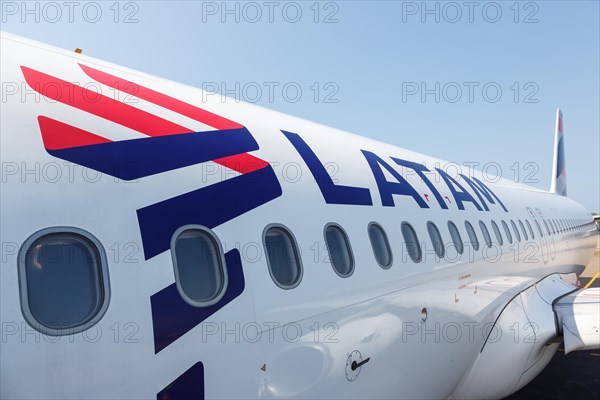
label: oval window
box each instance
[264,225,303,289]
[464,221,479,251]
[447,221,464,254]
[325,224,354,277]
[479,221,492,248]
[542,219,551,236]
[427,221,445,258]
[19,228,109,335]
[368,223,392,269]
[491,221,504,245]
[534,220,543,237]
[526,219,535,239]
[172,227,227,305]
[401,222,422,263]
[510,220,521,242]
[501,220,513,244]
[518,220,528,241]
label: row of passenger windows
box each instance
[18,217,593,335]
[256,216,592,290]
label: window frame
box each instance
[324,223,355,278]
[263,223,304,289]
[518,219,528,241]
[479,220,493,248]
[510,220,521,242]
[501,220,513,244]
[464,221,479,252]
[427,221,445,258]
[171,225,229,306]
[18,227,111,336]
[491,220,504,246]
[447,221,464,255]
[401,222,423,263]
[368,222,393,269]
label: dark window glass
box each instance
[491,221,504,245]
[518,220,528,241]
[479,221,492,248]
[427,221,445,258]
[534,220,543,237]
[543,219,551,236]
[464,221,479,251]
[325,225,354,277]
[265,226,302,288]
[402,222,422,262]
[22,232,106,332]
[502,220,513,244]
[368,223,392,269]
[510,220,521,242]
[448,221,464,254]
[525,220,534,239]
[174,228,226,303]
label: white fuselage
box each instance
[0,32,597,399]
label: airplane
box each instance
[1,31,598,400]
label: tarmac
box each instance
[505,234,600,399]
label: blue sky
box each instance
[2,1,599,212]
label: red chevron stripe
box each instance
[21,66,190,136]
[79,64,243,130]
[214,153,269,173]
[38,116,111,150]
[22,66,267,174]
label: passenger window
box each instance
[510,220,521,242]
[173,227,227,304]
[518,220,528,241]
[427,221,445,258]
[325,224,354,277]
[542,219,551,236]
[534,220,543,237]
[525,220,534,239]
[447,221,464,254]
[401,222,422,262]
[264,225,303,289]
[368,223,392,269]
[479,221,493,248]
[18,228,109,335]
[501,220,513,244]
[491,221,504,245]
[464,221,479,251]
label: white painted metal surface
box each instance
[1,32,598,399]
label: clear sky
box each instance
[2,1,598,212]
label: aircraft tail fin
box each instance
[550,109,567,196]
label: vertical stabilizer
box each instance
[550,109,567,196]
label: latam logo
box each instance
[21,64,283,261]
[22,62,508,399]
[22,63,283,399]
